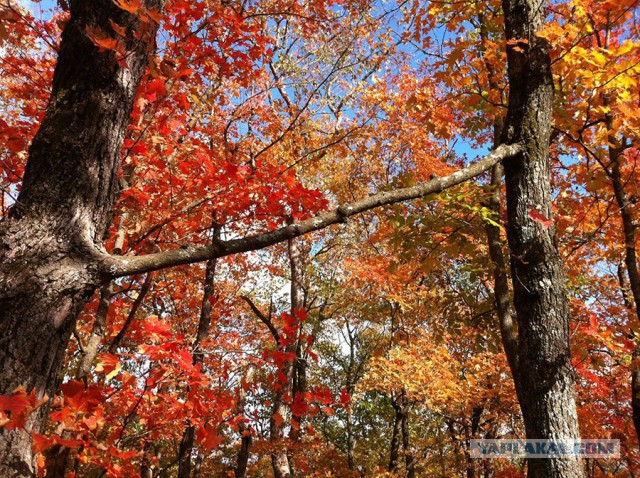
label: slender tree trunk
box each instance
[290,234,307,446]
[270,234,303,478]
[466,407,483,478]
[235,364,256,478]
[604,101,640,442]
[177,256,217,478]
[388,394,403,473]
[78,166,133,382]
[345,389,355,471]
[485,162,519,376]
[0,2,161,476]
[400,393,415,478]
[610,157,640,442]
[140,442,153,478]
[501,1,584,477]
[108,272,155,353]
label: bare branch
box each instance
[108,272,155,353]
[101,143,523,279]
[240,295,280,345]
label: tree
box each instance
[500,0,583,476]
[2,0,637,476]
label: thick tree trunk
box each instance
[501,1,584,477]
[0,2,161,476]
[178,256,217,478]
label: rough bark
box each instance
[485,163,520,368]
[0,2,161,476]
[501,0,584,477]
[610,160,640,442]
[177,256,217,478]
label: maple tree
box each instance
[1,0,640,477]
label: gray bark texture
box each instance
[501,0,584,476]
[0,1,162,476]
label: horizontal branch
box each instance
[101,143,523,279]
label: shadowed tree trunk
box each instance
[601,95,640,443]
[0,1,162,476]
[610,152,640,442]
[234,364,256,478]
[177,255,218,478]
[400,393,415,478]
[290,232,308,450]
[501,0,584,477]
[388,393,403,474]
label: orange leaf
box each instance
[85,26,118,52]
[272,413,284,427]
[321,406,335,416]
[108,19,126,37]
[528,207,553,227]
[32,433,55,453]
[113,0,140,14]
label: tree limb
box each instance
[101,143,523,279]
[240,295,280,345]
[108,272,155,353]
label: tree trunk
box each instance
[140,441,154,478]
[235,364,256,478]
[610,157,640,442]
[270,234,303,478]
[0,2,161,476]
[388,394,403,473]
[345,393,355,471]
[178,256,217,478]
[501,1,584,477]
[108,272,155,353]
[604,103,640,443]
[400,394,415,478]
[290,231,307,447]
